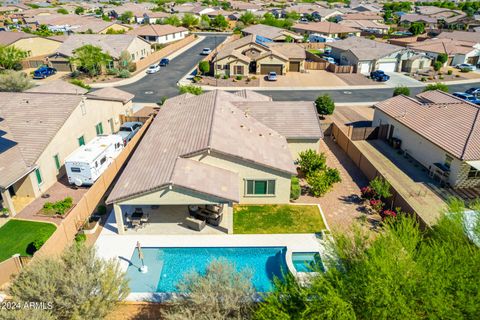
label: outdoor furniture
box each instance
[185,216,206,231]
[188,205,200,216]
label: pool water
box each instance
[292,252,325,273]
[126,247,288,293]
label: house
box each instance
[338,19,389,34]
[407,38,480,66]
[0,31,62,63]
[48,34,152,71]
[401,6,469,30]
[241,24,303,42]
[212,34,306,76]
[128,25,188,44]
[24,14,130,34]
[328,37,405,73]
[292,21,361,39]
[229,0,262,12]
[337,13,384,23]
[0,82,134,216]
[372,90,480,189]
[105,90,322,234]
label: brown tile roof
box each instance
[340,13,383,20]
[374,91,480,161]
[0,31,36,45]
[329,37,403,60]
[87,87,134,103]
[26,80,88,95]
[242,24,301,41]
[292,21,359,35]
[437,31,480,44]
[106,90,296,204]
[267,42,306,60]
[233,90,272,101]
[407,38,475,55]
[128,24,187,37]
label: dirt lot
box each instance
[260,70,348,87]
[335,73,381,86]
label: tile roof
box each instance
[293,21,359,35]
[329,37,403,60]
[87,87,134,103]
[106,90,296,203]
[267,42,306,60]
[242,24,301,41]
[400,14,437,24]
[340,13,383,20]
[233,90,272,101]
[407,38,475,55]
[128,24,187,37]
[437,31,480,44]
[374,91,480,161]
[338,19,389,30]
[0,31,36,45]
[26,80,88,95]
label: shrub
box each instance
[420,76,427,82]
[0,71,34,92]
[69,79,91,90]
[117,69,131,78]
[369,199,384,213]
[106,68,118,75]
[97,205,107,215]
[222,74,229,79]
[298,149,326,176]
[423,82,448,92]
[393,85,410,97]
[74,233,87,244]
[369,176,391,199]
[157,96,167,106]
[290,176,301,200]
[42,197,73,216]
[215,73,220,79]
[251,76,257,80]
[360,186,376,200]
[368,35,376,40]
[152,43,166,51]
[70,70,81,78]
[198,60,210,75]
[447,69,453,75]
[433,61,442,72]
[179,84,203,95]
[460,67,471,73]
[26,238,46,255]
[307,168,341,197]
[314,94,335,117]
[192,75,202,83]
[236,75,243,80]
[436,53,448,64]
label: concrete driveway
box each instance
[117,35,227,102]
[385,72,423,87]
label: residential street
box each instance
[118,35,227,102]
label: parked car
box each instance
[201,48,212,55]
[322,56,336,64]
[267,72,277,81]
[465,87,480,96]
[455,63,476,71]
[146,64,160,74]
[324,47,332,55]
[370,70,390,82]
[117,122,143,145]
[33,66,56,79]
[452,92,480,104]
[159,58,170,66]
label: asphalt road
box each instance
[118,35,227,103]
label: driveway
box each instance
[117,35,227,102]
[385,72,424,87]
[260,70,347,87]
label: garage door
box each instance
[260,64,283,75]
[50,61,71,72]
[377,62,396,73]
[289,61,300,72]
[359,62,371,74]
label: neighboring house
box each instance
[0,82,134,216]
[337,13,384,23]
[229,0,262,12]
[128,24,188,44]
[338,19,389,34]
[106,90,322,234]
[292,22,361,38]
[0,30,62,61]
[24,14,130,34]
[372,90,480,189]
[401,6,469,30]
[407,38,480,66]
[48,34,152,71]
[328,37,405,73]
[400,14,438,30]
[241,24,303,42]
[212,34,306,76]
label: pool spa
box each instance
[126,246,288,293]
[292,252,325,273]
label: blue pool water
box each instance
[292,252,325,273]
[126,247,288,293]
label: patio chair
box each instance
[140,213,150,227]
[124,213,132,228]
[185,216,206,231]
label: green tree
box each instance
[70,44,112,77]
[315,94,335,117]
[9,245,129,320]
[74,6,84,15]
[307,167,341,197]
[119,10,134,24]
[32,24,55,36]
[198,60,210,75]
[212,15,229,30]
[57,8,68,14]
[0,71,34,92]
[164,15,181,27]
[0,45,28,70]
[298,149,326,176]
[393,85,410,96]
[423,82,449,92]
[409,22,425,35]
[162,259,255,320]
[179,85,203,95]
[433,60,443,72]
[285,11,300,20]
[182,13,199,28]
[436,53,448,64]
[239,11,256,26]
[199,14,211,29]
[117,50,134,71]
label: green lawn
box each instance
[233,204,326,234]
[307,49,323,55]
[0,219,56,262]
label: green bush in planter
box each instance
[117,69,130,78]
[290,176,301,200]
[97,205,107,216]
[236,75,243,81]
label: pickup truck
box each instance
[370,70,390,82]
[117,122,143,145]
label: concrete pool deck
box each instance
[95,212,328,301]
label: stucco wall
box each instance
[20,98,132,198]
[98,24,130,34]
[190,151,292,204]
[256,54,287,74]
[287,139,320,161]
[126,37,152,62]
[13,37,62,58]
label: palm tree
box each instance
[0,45,28,70]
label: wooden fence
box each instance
[330,122,425,227]
[300,42,326,50]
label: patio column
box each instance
[113,203,125,235]
[1,188,16,216]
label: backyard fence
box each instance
[305,60,355,74]
[0,255,30,290]
[300,42,326,50]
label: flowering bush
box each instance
[380,209,397,221]
[369,199,384,213]
[360,186,376,200]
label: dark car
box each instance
[465,87,480,96]
[452,92,480,105]
[159,58,170,66]
[370,70,390,82]
[33,66,57,79]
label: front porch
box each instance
[111,204,233,235]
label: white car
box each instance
[146,64,160,74]
[267,72,277,81]
[201,48,212,55]
[455,63,476,71]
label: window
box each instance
[468,166,480,179]
[131,54,135,60]
[245,179,275,196]
[444,154,453,169]
[108,118,114,133]
[35,168,43,185]
[100,156,107,165]
[71,167,81,173]
[234,65,244,75]
[217,64,223,70]
[53,154,61,171]
[95,122,104,136]
[78,135,85,146]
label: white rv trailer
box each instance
[65,135,124,186]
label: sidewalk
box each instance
[90,36,205,89]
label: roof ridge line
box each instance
[460,106,480,160]
[206,90,218,147]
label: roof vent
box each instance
[259,133,263,137]
[240,124,244,128]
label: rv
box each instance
[65,135,124,186]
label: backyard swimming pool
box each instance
[126,247,288,293]
[292,252,325,273]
